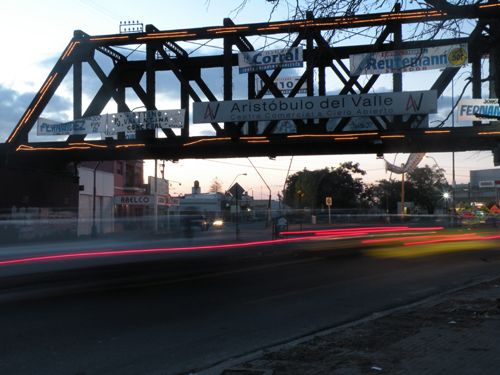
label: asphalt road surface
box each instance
[0,234,499,375]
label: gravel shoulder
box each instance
[212,277,500,375]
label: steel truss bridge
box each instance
[2,2,500,167]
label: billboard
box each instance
[457,98,500,122]
[350,44,468,76]
[193,91,437,123]
[238,47,303,74]
[37,109,185,136]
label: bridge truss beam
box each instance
[2,2,500,166]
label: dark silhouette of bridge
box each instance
[1,3,500,167]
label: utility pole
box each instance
[154,159,158,233]
[451,76,456,215]
[91,161,101,237]
[401,164,405,220]
[248,158,271,227]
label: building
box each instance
[454,168,500,206]
[77,162,114,236]
[113,160,149,232]
[179,181,226,219]
[78,160,147,236]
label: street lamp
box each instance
[443,192,451,213]
[229,173,247,189]
[425,155,439,167]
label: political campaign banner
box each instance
[37,109,185,136]
[457,98,500,122]
[238,47,303,74]
[350,44,468,76]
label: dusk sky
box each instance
[1,0,496,198]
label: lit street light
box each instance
[443,192,451,214]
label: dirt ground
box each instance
[221,278,500,375]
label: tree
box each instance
[209,177,223,193]
[405,165,449,214]
[374,179,403,214]
[283,162,368,209]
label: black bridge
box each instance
[2,2,500,166]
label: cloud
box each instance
[0,84,71,142]
[0,85,35,142]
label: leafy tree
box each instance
[405,164,449,213]
[283,162,367,209]
[359,183,378,209]
[374,179,404,214]
[209,177,223,193]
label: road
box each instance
[0,228,499,375]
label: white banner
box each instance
[457,98,500,122]
[350,44,468,76]
[37,109,185,136]
[385,153,426,174]
[37,116,102,136]
[238,47,303,74]
[256,75,307,95]
[193,91,437,123]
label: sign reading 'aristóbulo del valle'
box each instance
[350,44,467,76]
[193,91,437,123]
[238,47,303,74]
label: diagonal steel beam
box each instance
[155,47,224,135]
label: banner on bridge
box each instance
[349,44,468,76]
[238,47,303,74]
[37,109,185,136]
[255,75,307,95]
[193,91,437,123]
[457,98,500,122]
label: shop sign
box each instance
[114,195,153,205]
[478,181,495,188]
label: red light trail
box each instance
[0,226,449,267]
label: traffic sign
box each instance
[325,196,332,206]
[229,183,245,200]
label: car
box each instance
[185,215,209,231]
[212,219,224,229]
